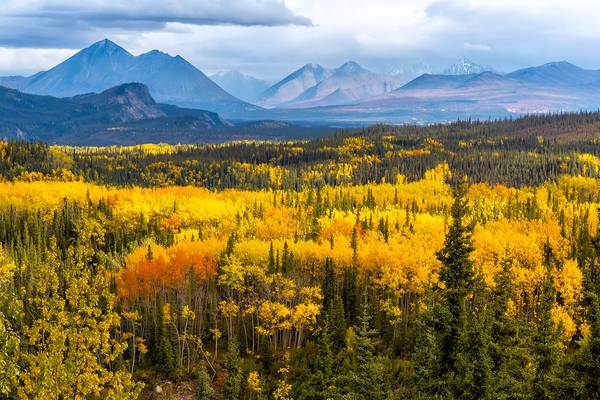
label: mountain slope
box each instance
[0,83,328,145]
[24,39,135,96]
[70,83,167,122]
[397,73,474,91]
[506,61,600,87]
[0,83,230,143]
[280,61,400,108]
[256,63,333,108]
[13,39,259,117]
[290,63,600,124]
[210,70,270,102]
[0,75,31,90]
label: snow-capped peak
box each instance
[444,58,490,75]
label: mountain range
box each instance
[255,63,333,108]
[3,39,600,131]
[1,39,259,117]
[256,61,403,108]
[295,61,600,123]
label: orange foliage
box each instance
[118,239,222,300]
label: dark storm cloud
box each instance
[0,0,312,47]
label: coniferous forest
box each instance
[3,114,600,399]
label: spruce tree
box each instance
[436,179,476,372]
[155,301,176,372]
[335,300,388,400]
[196,360,214,400]
[532,241,562,400]
[414,179,488,399]
[292,319,336,400]
[576,250,600,399]
[488,259,533,399]
[322,257,335,309]
[268,241,276,273]
[562,224,600,399]
[223,338,242,400]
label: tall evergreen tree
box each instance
[196,360,215,400]
[322,257,335,309]
[413,179,490,399]
[335,299,388,400]
[532,241,562,400]
[488,259,534,399]
[561,223,600,399]
[292,319,336,400]
[223,338,242,400]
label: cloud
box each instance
[3,0,600,79]
[0,47,76,75]
[0,0,312,47]
[463,42,492,52]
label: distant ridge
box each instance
[4,42,600,124]
[258,61,402,108]
[256,63,333,108]
[299,62,600,124]
[210,70,271,102]
[506,61,600,86]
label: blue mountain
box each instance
[256,63,334,107]
[210,70,271,102]
[9,39,259,117]
[506,61,600,86]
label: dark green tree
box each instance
[488,259,534,399]
[292,319,336,400]
[223,338,242,400]
[196,360,214,400]
[414,179,491,399]
[532,241,562,400]
[335,300,388,400]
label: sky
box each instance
[1,0,600,80]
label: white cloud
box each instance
[0,47,76,75]
[2,0,600,79]
[463,43,492,52]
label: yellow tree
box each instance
[0,245,20,397]
[17,231,141,399]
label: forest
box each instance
[1,113,600,399]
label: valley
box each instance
[3,114,600,398]
[3,3,600,398]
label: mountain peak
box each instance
[86,39,130,55]
[138,49,174,61]
[17,38,254,115]
[506,60,596,86]
[74,82,166,121]
[540,61,580,70]
[210,70,270,102]
[95,38,115,46]
[338,61,364,73]
[101,82,154,100]
[444,58,489,75]
[147,49,168,56]
[300,63,324,72]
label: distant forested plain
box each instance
[2,113,600,399]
